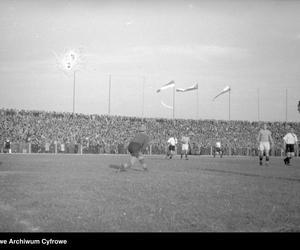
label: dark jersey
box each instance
[131,132,150,151]
[5,141,11,149]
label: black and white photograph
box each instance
[0,0,299,242]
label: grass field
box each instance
[0,153,299,232]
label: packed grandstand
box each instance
[1,108,299,156]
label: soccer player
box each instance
[213,140,223,158]
[283,126,298,166]
[4,139,11,154]
[257,123,274,166]
[120,125,150,171]
[180,135,190,160]
[166,135,177,159]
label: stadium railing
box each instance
[1,142,299,157]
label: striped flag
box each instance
[176,83,198,92]
[213,86,231,100]
[156,80,175,93]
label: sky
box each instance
[0,0,300,122]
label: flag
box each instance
[213,86,231,101]
[156,80,175,93]
[176,83,198,92]
[161,101,174,109]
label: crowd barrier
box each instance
[1,142,299,157]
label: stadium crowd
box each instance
[1,108,299,155]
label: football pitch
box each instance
[0,154,299,232]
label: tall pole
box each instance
[108,74,111,115]
[196,85,199,119]
[257,88,260,122]
[142,76,145,118]
[285,88,288,122]
[228,89,231,120]
[72,71,76,114]
[173,84,175,120]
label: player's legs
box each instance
[284,145,294,166]
[169,145,175,159]
[284,145,289,165]
[137,153,147,171]
[259,142,264,165]
[216,148,221,158]
[121,142,140,170]
[165,147,170,159]
[181,149,187,159]
[182,145,188,159]
[166,145,172,159]
[264,143,270,165]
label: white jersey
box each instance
[181,136,190,145]
[181,136,189,151]
[216,142,221,148]
[168,137,177,146]
[283,133,298,144]
[258,129,272,143]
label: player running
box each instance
[213,140,223,158]
[120,125,150,172]
[166,135,177,159]
[257,123,274,166]
[4,139,11,154]
[283,126,298,166]
[180,135,190,160]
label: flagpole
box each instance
[285,88,288,122]
[228,89,231,120]
[257,88,260,122]
[142,76,145,118]
[196,85,199,119]
[108,74,111,115]
[173,83,175,120]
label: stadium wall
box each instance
[1,142,299,157]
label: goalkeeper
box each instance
[120,125,150,171]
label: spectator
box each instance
[0,108,299,155]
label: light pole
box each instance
[73,71,76,114]
[62,50,80,114]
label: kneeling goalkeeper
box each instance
[120,125,150,171]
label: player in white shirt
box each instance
[283,126,298,166]
[166,136,177,159]
[213,141,223,158]
[257,123,274,166]
[180,136,190,160]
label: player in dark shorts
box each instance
[120,125,150,171]
[4,139,11,153]
[213,141,223,158]
[283,127,298,166]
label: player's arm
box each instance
[257,131,261,143]
[283,137,286,150]
[295,136,299,151]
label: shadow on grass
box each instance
[109,164,121,170]
[201,168,300,183]
[109,164,143,172]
